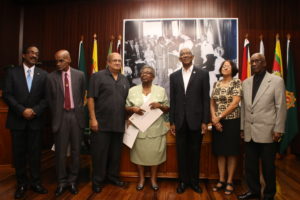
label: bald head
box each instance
[55,49,71,71]
[250,52,267,74]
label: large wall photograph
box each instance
[123,18,238,95]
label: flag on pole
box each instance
[78,37,91,146]
[106,36,114,68]
[280,36,299,153]
[272,34,284,77]
[259,35,264,55]
[78,37,87,78]
[241,36,251,81]
[91,34,98,74]
[116,35,122,54]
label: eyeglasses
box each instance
[250,59,262,64]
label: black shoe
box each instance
[15,185,27,199]
[92,184,103,193]
[176,182,187,194]
[109,179,126,187]
[263,198,274,200]
[238,191,260,200]
[69,184,78,194]
[31,184,48,194]
[55,185,66,197]
[191,183,202,193]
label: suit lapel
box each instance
[186,66,197,93]
[70,68,77,101]
[19,66,30,94]
[177,70,185,93]
[56,70,64,95]
[252,72,271,107]
[30,68,41,93]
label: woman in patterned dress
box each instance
[210,60,242,195]
[126,65,169,191]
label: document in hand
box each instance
[123,124,139,148]
[129,101,163,132]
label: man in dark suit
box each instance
[169,48,210,194]
[46,50,86,196]
[3,46,48,199]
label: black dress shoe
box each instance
[191,183,202,193]
[109,179,126,187]
[176,182,187,194]
[69,184,78,194]
[15,185,27,199]
[31,184,48,194]
[55,185,66,197]
[238,191,260,200]
[92,184,103,193]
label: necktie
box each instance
[26,69,32,92]
[64,73,71,110]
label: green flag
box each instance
[78,40,90,138]
[280,39,299,153]
[106,40,113,68]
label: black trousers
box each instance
[55,110,82,186]
[176,119,203,184]
[245,141,277,199]
[11,128,42,186]
[91,131,123,186]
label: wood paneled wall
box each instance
[1,0,300,152]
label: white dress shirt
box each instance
[182,65,194,93]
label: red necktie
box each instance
[64,73,71,110]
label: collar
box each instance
[182,65,194,73]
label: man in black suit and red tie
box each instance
[3,46,48,199]
[46,50,86,197]
[169,48,210,194]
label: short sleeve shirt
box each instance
[88,69,130,132]
[211,78,242,119]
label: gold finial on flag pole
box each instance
[259,34,263,40]
[111,35,115,41]
[276,33,279,40]
[93,33,97,39]
[287,33,291,40]
[118,35,122,40]
[81,35,84,42]
[245,33,248,38]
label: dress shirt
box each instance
[62,68,74,109]
[182,65,194,93]
[23,63,35,79]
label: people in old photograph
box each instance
[123,19,238,94]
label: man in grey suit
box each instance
[46,50,86,196]
[238,53,286,200]
[169,48,210,194]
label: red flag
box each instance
[241,38,251,81]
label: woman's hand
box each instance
[132,107,146,115]
[214,122,223,132]
[149,102,162,110]
[212,115,221,125]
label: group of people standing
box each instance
[3,45,286,200]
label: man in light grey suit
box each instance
[46,50,86,197]
[238,53,286,200]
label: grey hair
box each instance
[140,65,155,77]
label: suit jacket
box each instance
[241,72,287,143]
[3,66,48,130]
[169,66,210,130]
[46,67,86,133]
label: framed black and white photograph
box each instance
[123,18,238,95]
